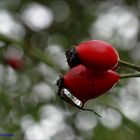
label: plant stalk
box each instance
[119,60,140,72]
[120,73,140,79]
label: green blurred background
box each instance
[0,0,140,140]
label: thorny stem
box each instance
[119,60,140,72]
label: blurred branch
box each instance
[0,34,24,46]
[0,33,62,72]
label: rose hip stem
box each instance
[119,60,140,72]
[120,72,140,79]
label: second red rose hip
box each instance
[57,65,120,109]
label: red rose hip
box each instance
[6,57,25,71]
[66,40,119,72]
[57,65,120,110]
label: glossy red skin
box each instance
[76,40,119,72]
[6,58,24,71]
[63,65,120,104]
[112,63,120,71]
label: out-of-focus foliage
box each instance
[0,0,140,140]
